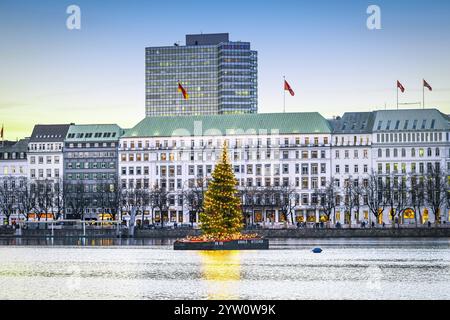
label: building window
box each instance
[419,148,425,157]
[302,164,309,175]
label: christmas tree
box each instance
[199,141,244,240]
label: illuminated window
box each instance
[419,148,425,157]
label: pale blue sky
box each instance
[1,0,449,139]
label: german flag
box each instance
[178,82,189,100]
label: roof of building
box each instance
[372,108,449,132]
[186,33,229,46]
[0,141,17,149]
[0,138,29,154]
[330,112,375,134]
[29,124,71,142]
[122,113,332,138]
[65,124,124,142]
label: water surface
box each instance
[0,238,449,300]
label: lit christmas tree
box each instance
[199,141,244,240]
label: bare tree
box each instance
[64,181,88,220]
[278,184,298,225]
[365,172,387,226]
[119,186,133,223]
[152,184,169,228]
[17,178,34,221]
[352,178,364,226]
[33,179,55,222]
[263,187,278,224]
[384,175,394,227]
[343,177,356,226]
[424,165,447,226]
[243,186,262,226]
[53,178,64,220]
[108,182,121,221]
[0,177,17,225]
[316,179,337,225]
[183,179,205,227]
[96,180,120,221]
[133,188,150,228]
[410,175,426,226]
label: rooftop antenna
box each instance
[399,102,422,107]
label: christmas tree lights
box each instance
[187,141,259,241]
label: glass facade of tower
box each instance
[218,42,257,114]
[145,34,257,117]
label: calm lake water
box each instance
[0,238,449,300]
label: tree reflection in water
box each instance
[198,251,241,300]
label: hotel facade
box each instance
[118,109,450,226]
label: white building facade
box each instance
[330,112,374,226]
[119,109,450,227]
[119,113,333,226]
[0,139,29,224]
[27,124,71,219]
[371,109,450,224]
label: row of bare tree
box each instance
[238,168,449,227]
[0,177,64,224]
[1,167,448,227]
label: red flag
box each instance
[423,79,432,91]
[284,80,295,96]
[178,82,189,100]
[397,80,405,93]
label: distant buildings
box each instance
[63,124,124,219]
[0,139,28,180]
[27,124,70,185]
[0,108,449,226]
[145,33,258,117]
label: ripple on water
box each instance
[0,238,449,300]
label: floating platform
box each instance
[173,238,269,250]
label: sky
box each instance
[1,0,450,140]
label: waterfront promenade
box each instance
[1,224,450,239]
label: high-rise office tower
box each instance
[145,33,258,117]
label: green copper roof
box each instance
[123,113,332,138]
[65,124,124,142]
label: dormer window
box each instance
[386,120,391,130]
[431,119,436,129]
[377,121,382,130]
[421,120,427,129]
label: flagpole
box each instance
[283,76,286,113]
[397,85,399,110]
[422,79,425,109]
